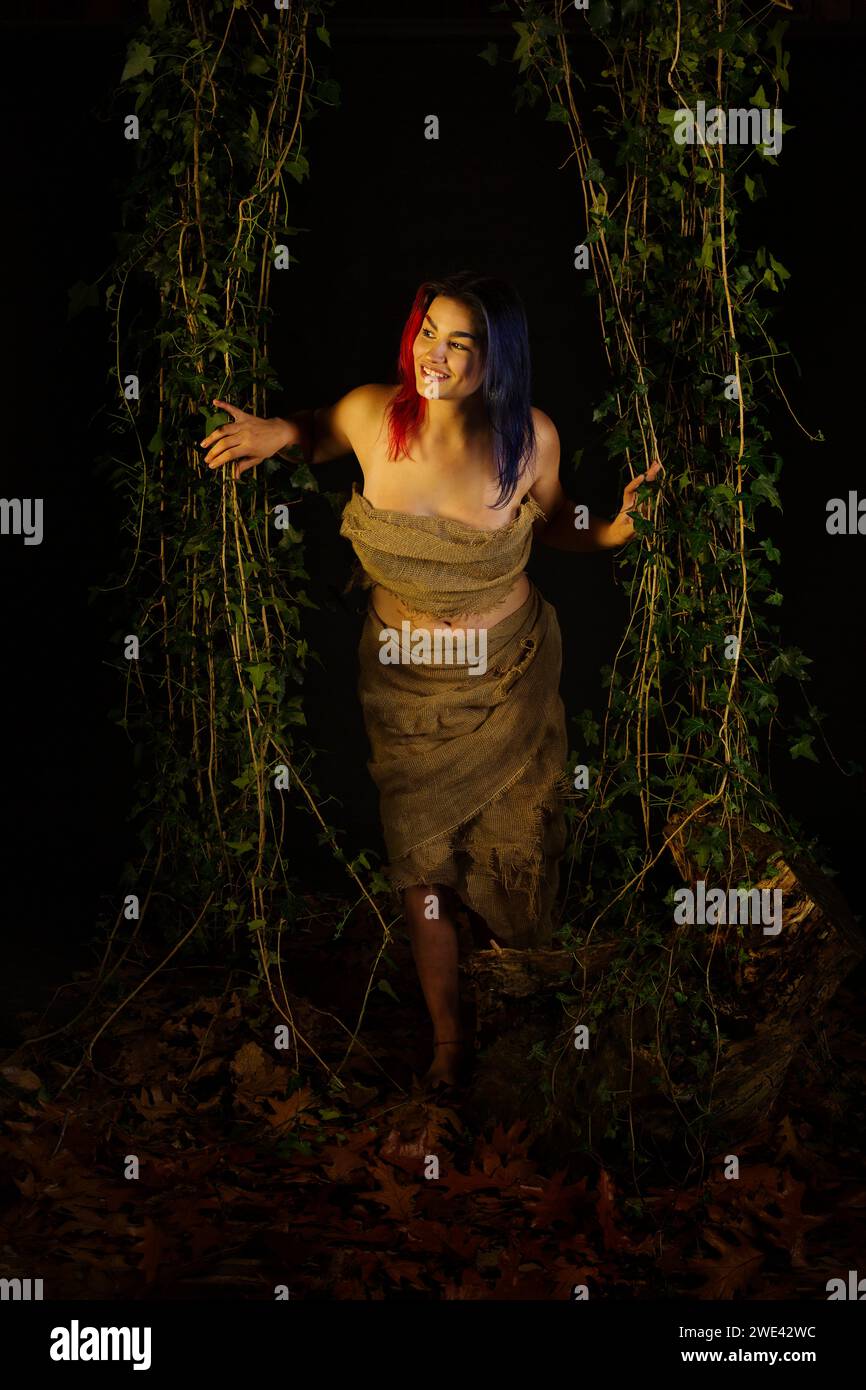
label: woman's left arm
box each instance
[528,409,661,552]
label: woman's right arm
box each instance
[201,385,386,479]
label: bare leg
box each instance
[403,884,466,1085]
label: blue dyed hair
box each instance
[387,271,537,510]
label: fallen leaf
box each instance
[229,1042,285,1097]
[266,1087,316,1129]
[132,1218,165,1286]
[364,1160,417,1221]
[687,1227,764,1299]
[1,1067,42,1092]
[524,1168,590,1227]
[130,1086,181,1119]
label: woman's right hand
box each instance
[200,398,298,479]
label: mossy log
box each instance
[459,819,865,1154]
[663,813,865,1139]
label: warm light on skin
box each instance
[412,295,486,404]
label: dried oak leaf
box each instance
[441,1152,535,1199]
[364,1159,417,1222]
[378,1256,429,1291]
[319,1127,378,1181]
[773,1114,810,1165]
[521,1168,590,1228]
[736,1166,828,1267]
[595,1168,635,1253]
[440,1123,536,1199]
[266,1087,316,1129]
[379,1103,459,1174]
[132,1217,166,1286]
[486,1247,552,1300]
[488,1120,533,1157]
[130,1085,183,1120]
[687,1227,764,1299]
[405,1218,482,1261]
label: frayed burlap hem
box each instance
[385,780,567,949]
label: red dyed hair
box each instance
[386,283,431,462]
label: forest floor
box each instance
[1,897,865,1301]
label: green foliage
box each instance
[96,2,390,969]
[504,0,827,1158]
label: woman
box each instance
[200,272,659,1089]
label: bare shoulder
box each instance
[333,383,399,446]
[530,407,560,477]
[326,380,400,455]
[531,406,559,447]
[345,382,399,409]
[332,382,396,421]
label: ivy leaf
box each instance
[121,42,155,83]
[511,21,533,72]
[707,483,736,508]
[148,0,169,26]
[290,461,318,492]
[285,152,310,183]
[315,78,340,105]
[247,55,269,77]
[751,475,782,510]
[681,716,712,738]
[377,979,400,1003]
[584,158,606,183]
[478,42,499,66]
[697,235,714,270]
[67,279,100,321]
[316,25,331,47]
[789,735,819,763]
[546,102,570,124]
[277,523,305,546]
[770,648,813,681]
[586,0,614,32]
[202,410,230,434]
[246,663,272,691]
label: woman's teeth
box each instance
[421,366,448,381]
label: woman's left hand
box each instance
[614,459,662,542]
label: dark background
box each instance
[1,0,863,1020]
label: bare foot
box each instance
[424,1039,469,1089]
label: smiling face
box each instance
[412,295,486,401]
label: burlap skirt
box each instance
[356,582,569,947]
